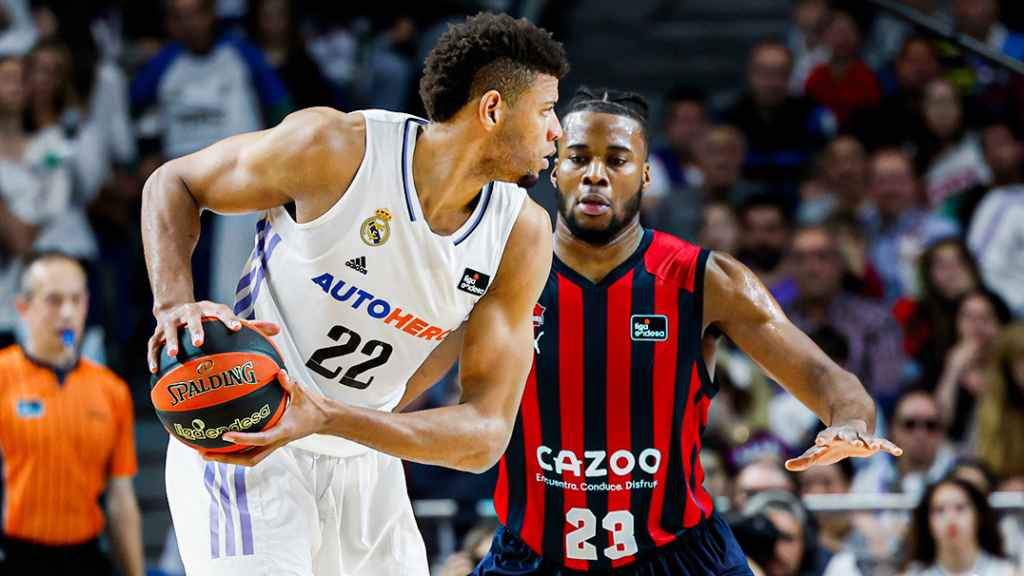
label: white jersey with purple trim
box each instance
[231,109,527,457]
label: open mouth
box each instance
[578,193,610,216]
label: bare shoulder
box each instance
[258,107,365,162]
[491,197,553,296]
[703,251,783,326]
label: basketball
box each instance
[150,319,289,454]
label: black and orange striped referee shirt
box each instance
[0,345,137,545]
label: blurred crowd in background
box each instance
[1,0,1024,574]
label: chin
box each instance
[516,173,540,189]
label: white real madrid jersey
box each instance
[231,110,527,457]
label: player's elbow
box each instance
[452,416,512,474]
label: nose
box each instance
[582,159,609,187]
[549,113,562,142]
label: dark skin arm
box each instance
[211,201,554,473]
[703,252,902,470]
[141,107,364,368]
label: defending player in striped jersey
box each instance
[473,89,903,575]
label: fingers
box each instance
[276,370,296,394]
[222,428,276,446]
[203,445,275,467]
[185,311,204,348]
[161,316,181,358]
[209,304,243,332]
[148,333,163,373]
[249,320,281,336]
[785,445,827,471]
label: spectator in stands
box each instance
[131,0,292,304]
[743,490,832,576]
[950,457,999,495]
[647,123,747,242]
[736,193,797,307]
[785,225,905,404]
[827,213,886,301]
[694,124,764,204]
[0,252,142,576]
[0,54,74,347]
[787,0,831,94]
[438,517,498,576]
[935,289,1011,445]
[646,84,707,203]
[820,135,869,218]
[997,475,1024,572]
[904,477,1016,575]
[720,41,835,192]
[797,460,855,554]
[863,0,950,72]
[862,149,957,303]
[805,10,881,128]
[246,0,335,110]
[733,459,796,512]
[968,130,1024,318]
[894,238,982,381]
[954,0,1024,61]
[851,36,941,152]
[698,199,740,255]
[974,323,1024,480]
[853,388,955,497]
[918,77,992,212]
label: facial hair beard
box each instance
[557,184,643,246]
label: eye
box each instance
[568,156,587,165]
[609,157,627,167]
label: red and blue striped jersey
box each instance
[493,230,718,571]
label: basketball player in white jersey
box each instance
[141,13,569,576]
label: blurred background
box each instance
[2,0,1024,574]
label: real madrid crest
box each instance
[360,208,392,247]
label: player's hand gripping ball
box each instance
[150,318,289,454]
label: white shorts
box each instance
[165,439,429,576]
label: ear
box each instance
[477,90,503,131]
[641,159,652,191]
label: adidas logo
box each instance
[345,256,367,275]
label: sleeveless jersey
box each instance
[492,230,718,571]
[232,110,527,457]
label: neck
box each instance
[554,218,644,283]
[830,58,852,74]
[938,541,979,573]
[412,122,493,234]
[25,338,75,369]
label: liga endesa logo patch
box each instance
[458,268,491,296]
[631,314,668,341]
[173,404,272,441]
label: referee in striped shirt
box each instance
[0,252,143,576]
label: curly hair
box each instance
[419,12,569,122]
[564,86,650,141]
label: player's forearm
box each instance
[141,163,200,310]
[323,399,509,473]
[106,491,144,576]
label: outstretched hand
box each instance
[203,371,331,467]
[785,422,903,472]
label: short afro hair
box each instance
[419,12,569,123]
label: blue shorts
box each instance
[472,513,753,575]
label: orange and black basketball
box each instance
[150,319,288,454]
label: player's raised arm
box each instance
[141,108,365,370]
[702,252,902,471]
[215,200,553,472]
